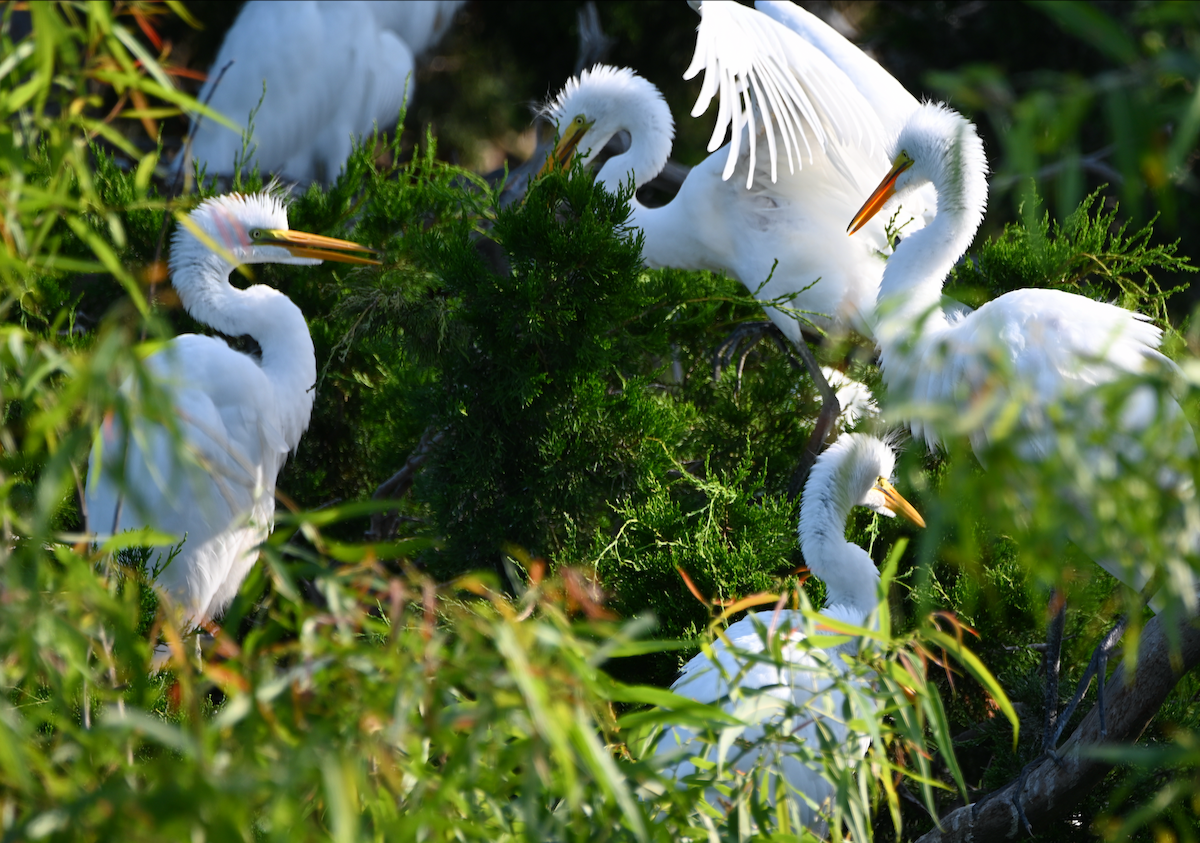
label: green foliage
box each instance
[404,167,684,577]
[918,1,1200,231]
[0,2,227,300]
[593,458,801,686]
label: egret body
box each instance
[86,193,377,633]
[659,433,924,827]
[849,102,1198,605]
[545,61,927,340]
[187,1,463,185]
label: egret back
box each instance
[190,1,444,184]
[635,123,898,338]
[364,0,464,55]
[891,288,1172,454]
[902,288,1197,598]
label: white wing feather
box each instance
[754,1,920,136]
[897,290,1170,455]
[687,1,887,188]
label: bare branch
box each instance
[366,426,443,541]
[916,611,1200,842]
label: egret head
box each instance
[799,433,923,612]
[844,434,924,526]
[540,65,674,183]
[863,471,926,527]
[171,193,379,275]
[802,433,925,541]
[847,103,988,236]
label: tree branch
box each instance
[916,611,1200,842]
[366,426,443,541]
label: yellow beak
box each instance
[848,153,914,235]
[537,117,595,178]
[875,477,926,528]
[254,229,381,265]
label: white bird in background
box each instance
[658,433,924,827]
[545,60,924,341]
[86,193,378,637]
[186,1,463,185]
[847,102,1199,617]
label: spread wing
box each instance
[687,0,888,188]
[753,1,920,136]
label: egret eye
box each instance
[250,228,264,240]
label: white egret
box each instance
[658,433,924,827]
[849,102,1197,593]
[848,103,1199,752]
[185,1,463,185]
[86,192,378,638]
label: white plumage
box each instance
[186,1,463,185]
[851,102,1199,605]
[687,0,934,218]
[545,61,926,339]
[658,434,924,828]
[86,193,376,632]
[821,366,879,432]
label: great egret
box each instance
[849,102,1198,590]
[185,1,463,185]
[545,62,925,341]
[848,103,1199,751]
[658,433,924,826]
[86,192,378,638]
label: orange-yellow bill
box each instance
[848,152,914,235]
[537,115,595,177]
[255,229,381,265]
[875,477,926,528]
